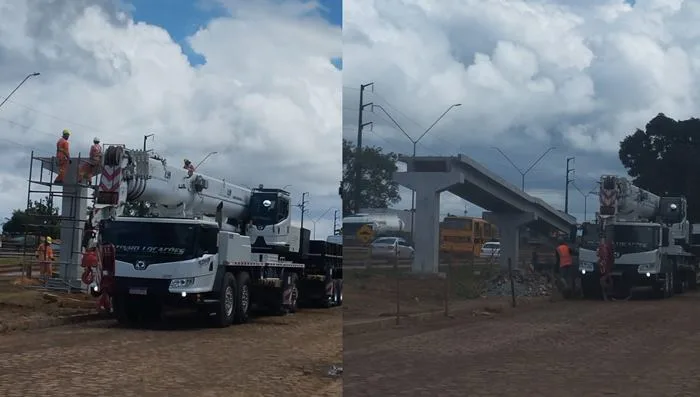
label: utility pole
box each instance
[297,192,309,247]
[333,210,339,235]
[565,157,575,214]
[353,82,374,214]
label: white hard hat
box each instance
[93,137,100,143]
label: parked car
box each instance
[370,237,414,259]
[479,241,501,259]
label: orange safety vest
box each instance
[89,143,102,163]
[36,243,54,262]
[556,244,572,267]
[56,138,70,161]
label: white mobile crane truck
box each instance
[86,146,342,327]
[578,175,698,299]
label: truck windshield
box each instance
[612,224,660,254]
[249,193,289,227]
[101,221,196,263]
[580,223,600,250]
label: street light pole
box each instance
[143,133,155,151]
[492,146,556,191]
[371,103,461,241]
[0,72,40,110]
[195,151,218,170]
[572,183,598,222]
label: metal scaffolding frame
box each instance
[22,150,98,292]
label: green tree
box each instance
[2,197,60,238]
[619,113,700,221]
[342,139,401,215]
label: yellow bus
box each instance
[439,215,498,261]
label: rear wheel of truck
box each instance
[212,272,237,328]
[233,271,251,324]
[674,270,687,294]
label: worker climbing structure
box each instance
[24,150,97,291]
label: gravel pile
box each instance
[483,268,553,297]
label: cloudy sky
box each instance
[344,0,700,224]
[0,0,342,239]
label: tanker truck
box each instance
[578,175,698,299]
[85,146,342,327]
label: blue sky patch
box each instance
[128,0,342,68]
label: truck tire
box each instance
[114,294,139,327]
[666,271,675,298]
[212,272,237,328]
[674,270,687,294]
[689,272,698,290]
[233,271,251,324]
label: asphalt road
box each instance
[344,293,700,396]
[0,309,342,397]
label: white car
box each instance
[370,237,414,259]
[479,241,501,259]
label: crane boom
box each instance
[94,146,251,226]
[599,175,660,221]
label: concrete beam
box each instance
[55,160,88,286]
[394,170,464,273]
[483,211,537,271]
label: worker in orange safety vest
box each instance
[79,137,102,184]
[555,240,575,294]
[183,159,195,177]
[36,236,55,280]
[54,129,71,184]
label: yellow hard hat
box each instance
[46,236,52,244]
[62,129,71,136]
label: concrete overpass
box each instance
[394,154,576,273]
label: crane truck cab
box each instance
[578,175,698,299]
[91,145,342,328]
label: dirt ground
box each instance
[343,265,497,322]
[0,307,342,396]
[0,280,96,332]
[344,292,700,396]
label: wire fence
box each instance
[343,244,562,325]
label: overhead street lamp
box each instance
[311,207,334,239]
[572,182,598,222]
[143,133,155,151]
[0,72,40,110]
[492,146,556,191]
[371,102,462,240]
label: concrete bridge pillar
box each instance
[394,170,463,273]
[483,212,537,272]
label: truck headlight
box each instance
[169,277,195,289]
[580,261,595,273]
[637,263,658,274]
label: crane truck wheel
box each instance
[212,272,237,328]
[114,294,139,327]
[233,271,252,324]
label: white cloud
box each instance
[344,0,700,222]
[0,0,340,238]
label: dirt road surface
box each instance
[344,293,700,397]
[0,309,341,397]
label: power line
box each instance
[0,96,104,133]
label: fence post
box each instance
[444,258,451,317]
[394,249,400,325]
[508,257,516,308]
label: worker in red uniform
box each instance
[36,236,55,280]
[555,239,574,294]
[79,137,102,184]
[54,129,71,184]
[183,159,195,177]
